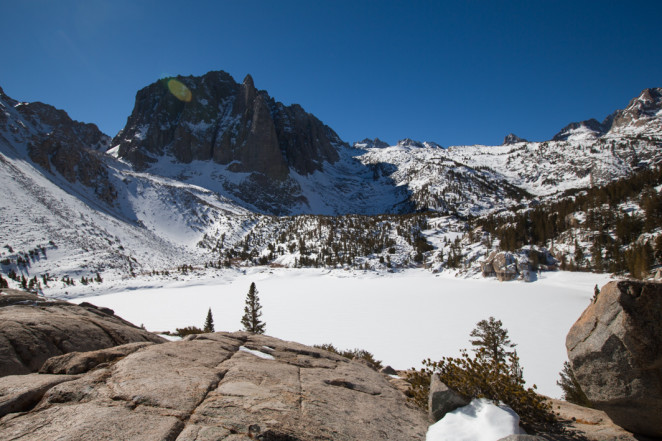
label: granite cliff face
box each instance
[114,71,345,179]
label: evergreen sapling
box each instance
[204,307,215,333]
[241,282,266,334]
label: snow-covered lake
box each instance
[73,269,611,398]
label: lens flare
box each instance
[167,78,192,102]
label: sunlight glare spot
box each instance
[167,79,192,102]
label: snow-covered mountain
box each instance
[0,84,259,280]
[1,76,661,289]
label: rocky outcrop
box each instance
[0,88,115,203]
[0,373,80,418]
[545,398,656,441]
[354,137,390,149]
[566,281,662,438]
[481,249,557,282]
[552,118,609,142]
[114,70,345,179]
[0,331,428,440]
[503,133,528,145]
[552,88,662,142]
[482,251,519,281]
[608,88,662,137]
[428,375,470,422]
[39,342,154,375]
[15,101,110,151]
[0,289,165,377]
[397,138,425,148]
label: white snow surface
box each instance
[239,346,276,360]
[426,398,525,441]
[70,267,611,398]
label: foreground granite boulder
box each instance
[0,289,165,377]
[428,374,470,423]
[0,332,428,440]
[566,280,662,438]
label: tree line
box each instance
[474,166,662,278]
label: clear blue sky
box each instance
[1,0,661,146]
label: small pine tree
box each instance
[557,361,591,407]
[469,316,516,372]
[241,282,266,334]
[406,318,556,432]
[204,307,215,333]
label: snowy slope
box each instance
[0,88,258,281]
[2,84,662,286]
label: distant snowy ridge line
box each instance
[2,80,662,285]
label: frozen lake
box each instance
[74,268,611,398]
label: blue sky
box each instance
[1,0,661,146]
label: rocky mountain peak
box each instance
[552,88,662,142]
[629,87,662,113]
[113,70,345,179]
[552,118,609,142]
[353,137,390,149]
[503,133,528,145]
[397,138,425,148]
[0,86,14,105]
[608,88,662,136]
[242,73,255,89]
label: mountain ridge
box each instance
[1,75,661,289]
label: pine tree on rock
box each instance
[204,307,215,333]
[241,282,266,334]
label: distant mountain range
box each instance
[1,72,660,286]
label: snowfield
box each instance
[71,268,611,398]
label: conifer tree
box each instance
[469,316,516,372]
[557,361,591,407]
[241,282,265,334]
[204,307,215,333]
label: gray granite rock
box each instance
[0,373,79,418]
[0,332,428,440]
[39,342,154,375]
[428,374,470,423]
[0,290,165,377]
[566,281,662,438]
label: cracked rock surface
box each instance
[0,331,428,440]
[0,289,166,377]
